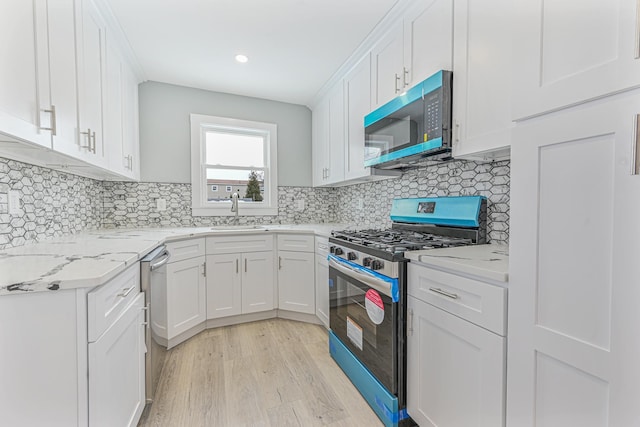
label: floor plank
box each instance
[138,318,384,427]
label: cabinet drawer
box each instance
[207,234,274,254]
[88,263,140,342]
[315,236,329,256]
[277,234,314,252]
[166,238,205,263]
[408,263,507,336]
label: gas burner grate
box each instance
[331,229,474,254]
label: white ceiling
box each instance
[105,0,399,107]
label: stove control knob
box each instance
[334,247,344,256]
[347,252,357,261]
[371,260,384,271]
[363,257,373,267]
[329,246,336,254]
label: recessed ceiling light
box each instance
[235,54,248,63]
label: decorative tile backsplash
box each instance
[0,157,509,249]
[0,158,103,249]
[334,159,510,244]
[102,182,338,228]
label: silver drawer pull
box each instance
[429,287,459,300]
[117,286,136,298]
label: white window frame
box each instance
[211,185,218,191]
[190,114,278,216]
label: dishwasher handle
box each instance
[150,250,171,271]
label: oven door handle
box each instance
[329,257,393,299]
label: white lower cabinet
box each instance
[407,295,505,427]
[277,234,315,315]
[88,293,145,427]
[314,236,330,328]
[166,255,206,341]
[242,251,275,314]
[407,262,506,427]
[277,250,315,314]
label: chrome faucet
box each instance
[231,192,239,224]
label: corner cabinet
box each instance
[512,0,640,120]
[451,0,512,161]
[406,262,507,427]
[507,92,640,426]
[277,234,315,315]
[165,238,207,347]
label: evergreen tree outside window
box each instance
[245,171,264,201]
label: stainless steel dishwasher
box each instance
[140,245,171,406]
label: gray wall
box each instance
[138,81,312,186]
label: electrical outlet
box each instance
[8,190,20,215]
[156,198,167,211]
[296,200,305,211]
[357,198,364,210]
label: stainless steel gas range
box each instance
[327,196,487,427]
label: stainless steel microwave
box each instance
[364,70,452,169]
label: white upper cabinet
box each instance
[403,0,453,88]
[76,0,107,167]
[0,1,46,147]
[371,21,405,108]
[344,54,372,181]
[451,0,513,160]
[106,38,140,180]
[312,83,345,186]
[512,0,640,120]
[312,96,329,187]
[371,0,453,109]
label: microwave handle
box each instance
[329,257,393,299]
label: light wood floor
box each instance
[138,318,384,427]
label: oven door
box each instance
[329,255,398,394]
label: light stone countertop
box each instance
[404,243,509,283]
[0,224,348,296]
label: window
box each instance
[190,114,278,216]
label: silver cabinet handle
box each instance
[632,114,639,175]
[40,105,57,135]
[91,131,96,153]
[454,120,461,143]
[245,258,247,273]
[394,73,400,93]
[141,304,149,326]
[128,155,133,170]
[80,128,92,150]
[402,67,409,88]
[278,256,282,270]
[202,262,206,277]
[429,287,459,300]
[236,258,239,274]
[407,308,414,335]
[117,286,136,298]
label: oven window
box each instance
[330,270,397,393]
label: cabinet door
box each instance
[314,253,329,328]
[206,253,241,319]
[507,94,640,426]
[0,1,51,148]
[344,54,372,181]
[242,251,275,314]
[312,97,329,186]
[122,61,139,179]
[76,0,106,165]
[407,295,505,427]
[278,250,315,314]
[44,0,81,157]
[371,21,404,108]
[512,0,640,120]
[451,0,512,160]
[89,293,145,427]
[403,0,453,87]
[105,39,125,174]
[166,256,206,337]
[326,82,345,185]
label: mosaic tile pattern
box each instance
[334,159,510,244]
[102,182,338,228]
[0,158,103,249]
[0,156,510,249]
